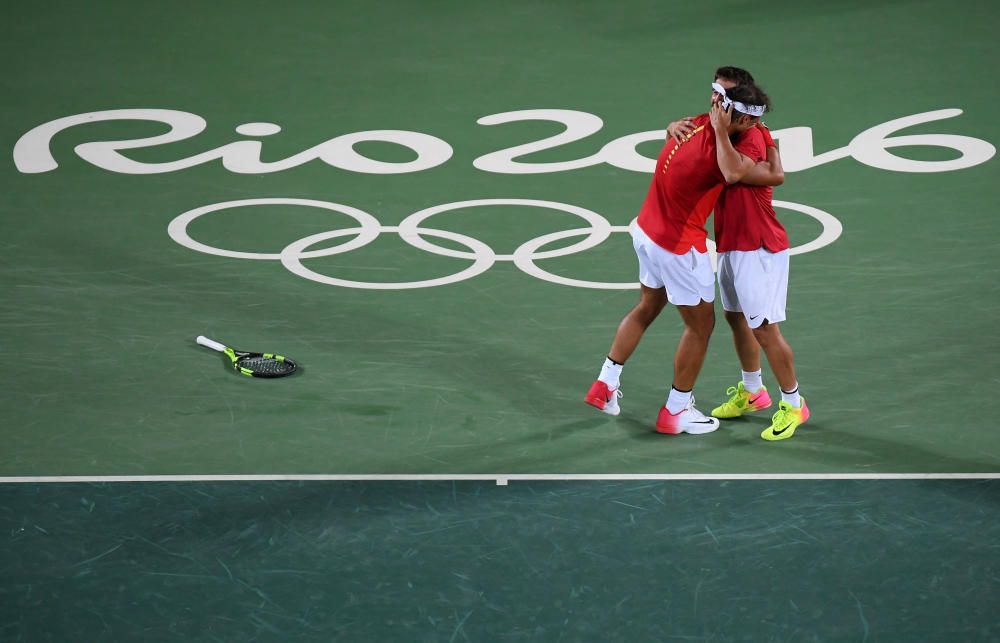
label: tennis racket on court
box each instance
[196,336,298,378]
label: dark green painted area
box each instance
[1,480,998,641]
[3,0,999,475]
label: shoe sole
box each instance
[656,422,719,435]
[585,396,620,417]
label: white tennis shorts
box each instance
[631,221,715,306]
[717,248,789,328]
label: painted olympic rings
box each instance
[167,197,842,290]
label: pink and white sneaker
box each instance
[585,380,622,416]
[655,397,720,435]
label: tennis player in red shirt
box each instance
[670,69,809,440]
[708,88,810,441]
[585,81,771,435]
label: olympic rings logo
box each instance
[167,198,843,290]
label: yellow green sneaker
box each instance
[761,398,810,441]
[711,382,773,419]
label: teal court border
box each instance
[3,473,999,484]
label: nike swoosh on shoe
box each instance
[771,422,794,435]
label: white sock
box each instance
[665,387,692,414]
[781,385,801,408]
[598,357,623,389]
[742,369,763,393]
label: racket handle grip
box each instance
[196,335,227,352]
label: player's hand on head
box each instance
[710,103,731,130]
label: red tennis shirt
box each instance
[713,125,790,253]
[636,114,765,254]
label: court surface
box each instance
[2,1,998,640]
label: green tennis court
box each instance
[2,1,998,639]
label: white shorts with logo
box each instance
[631,221,715,306]
[717,248,790,328]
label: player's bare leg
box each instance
[724,310,761,373]
[753,321,810,441]
[608,284,668,363]
[672,299,716,390]
[586,284,667,415]
[750,322,796,393]
[711,311,773,418]
[654,298,720,434]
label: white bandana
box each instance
[712,82,766,117]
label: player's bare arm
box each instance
[710,103,756,184]
[741,146,785,186]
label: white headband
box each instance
[712,82,766,117]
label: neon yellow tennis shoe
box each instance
[761,398,810,441]
[711,382,772,419]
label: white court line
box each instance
[0,473,997,484]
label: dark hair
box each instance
[726,83,772,121]
[714,66,755,85]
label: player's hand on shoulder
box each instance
[666,116,696,143]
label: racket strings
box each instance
[238,355,295,375]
